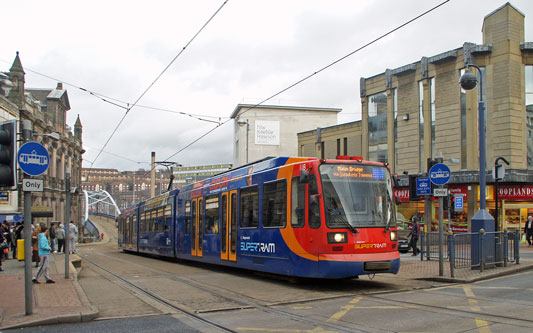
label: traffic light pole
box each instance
[22,120,33,315]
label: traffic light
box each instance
[0,120,17,188]
[408,175,420,201]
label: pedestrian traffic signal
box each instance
[0,120,17,188]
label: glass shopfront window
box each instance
[368,92,388,163]
[526,66,533,168]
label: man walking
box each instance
[408,216,420,256]
[32,223,55,284]
[68,221,78,254]
[525,216,533,247]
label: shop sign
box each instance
[394,188,410,202]
[0,191,9,205]
[497,185,533,200]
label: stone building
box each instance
[297,3,533,231]
[232,104,340,167]
[0,52,84,226]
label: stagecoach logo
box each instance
[240,241,276,253]
[355,243,387,249]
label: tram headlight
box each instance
[390,230,398,241]
[328,232,347,244]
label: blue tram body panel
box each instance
[119,156,401,279]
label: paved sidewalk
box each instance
[0,252,98,330]
[0,243,532,330]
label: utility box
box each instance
[17,239,24,260]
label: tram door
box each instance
[220,191,237,262]
[191,197,204,257]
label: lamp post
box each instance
[460,64,495,263]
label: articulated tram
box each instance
[118,156,400,279]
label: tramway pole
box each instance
[22,120,33,315]
[65,168,71,278]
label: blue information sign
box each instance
[454,196,464,211]
[17,141,50,176]
[429,163,451,186]
[416,177,431,196]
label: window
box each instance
[205,195,219,234]
[419,81,425,171]
[221,195,227,252]
[368,92,388,163]
[185,201,191,235]
[460,69,467,169]
[291,177,305,227]
[308,175,321,228]
[336,139,341,156]
[526,66,533,168]
[430,78,436,159]
[393,88,398,171]
[240,186,259,228]
[262,179,287,228]
[343,137,348,156]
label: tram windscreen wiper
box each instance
[333,215,358,233]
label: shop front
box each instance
[395,183,533,233]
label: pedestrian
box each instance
[525,215,533,247]
[56,223,65,253]
[49,223,57,253]
[68,221,78,254]
[0,226,7,271]
[1,222,9,262]
[408,215,420,256]
[32,223,55,284]
[31,224,41,267]
[10,223,17,259]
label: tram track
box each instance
[78,252,368,333]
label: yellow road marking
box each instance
[326,297,360,323]
[463,286,491,332]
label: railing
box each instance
[421,230,520,278]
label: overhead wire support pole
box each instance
[22,120,33,315]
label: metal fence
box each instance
[420,230,520,277]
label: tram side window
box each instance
[185,201,191,235]
[309,175,321,229]
[205,195,219,234]
[141,212,147,232]
[291,177,305,227]
[240,185,259,228]
[262,179,287,228]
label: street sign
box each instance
[22,179,43,192]
[429,163,451,186]
[454,196,464,212]
[416,177,431,196]
[492,163,505,181]
[433,188,448,197]
[17,141,50,176]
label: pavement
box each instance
[0,242,532,331]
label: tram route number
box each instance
[240,241,276,253]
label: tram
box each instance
[118,156,400,279]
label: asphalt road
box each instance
[14,217,532,333]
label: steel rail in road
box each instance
[78,252,367,333]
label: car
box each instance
[398,236,409,253]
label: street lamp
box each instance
[459,65,495,232]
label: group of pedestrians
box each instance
[0,220,78,274]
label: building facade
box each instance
[297,121,362,159]
[232,104,340,167]
[173,164,232,188]
[297,3,533,232]
[0,52,84,226]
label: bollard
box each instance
[17,239,24,260]
[448,231,454,278]
[503,231,508,267]
[420,231,425,261]
[515,230,520,264]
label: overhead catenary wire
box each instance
[86,0,229,178]
[157,0,451,166]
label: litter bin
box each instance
[17,239,24,260]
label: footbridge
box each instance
[82,190,121,240]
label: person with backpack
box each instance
[408,215,420,256]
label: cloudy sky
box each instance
[2,0,533,172]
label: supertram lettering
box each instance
[240,242,276,253]
[354,243,387,249]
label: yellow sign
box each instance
[477,185,494,200]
